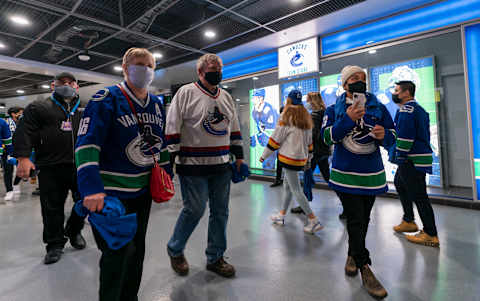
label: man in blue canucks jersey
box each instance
[389,81,439,248]
[322,66,393,299]
[76,48,171,301]
[0,118,13,204]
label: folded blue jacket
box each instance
[231,162,250,183]
[74,196,137,250]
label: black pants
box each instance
[38,164,84,251]
[275,154,283,182]
[2,155,13,192]
[394,161,438,237]
[338,192,375,268]
[92,192,152,301]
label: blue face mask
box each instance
[127,65,154,89]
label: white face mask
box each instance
[305,102,313,111]
[127,65,154,89]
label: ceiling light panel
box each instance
[172,12,256,49]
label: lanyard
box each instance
[50,95,80,119]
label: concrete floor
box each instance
[0,179,479,301]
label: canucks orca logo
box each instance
[290,51,304,67]
[126,125,163,167]
[203,106,229,136]
[342,119,377,155]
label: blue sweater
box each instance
[76,82,171,200]
[389,100,433,174]
[322,92,396,195]
[0,118,12,156]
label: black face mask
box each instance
[348,81,367,94]
[204,71,222,86]
[392,93,402,104]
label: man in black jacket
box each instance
[14,72,86,264]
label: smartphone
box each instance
[353,92,366,109]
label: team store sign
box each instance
[278,37,319,79]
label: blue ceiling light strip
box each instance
[322,0,480,56]
[464,23,480,200]
[222,51,278,81]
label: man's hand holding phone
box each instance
[347,95,366,121]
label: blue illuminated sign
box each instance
[322,0,480,56]
[464,22,480,200]
[222,51,278,81]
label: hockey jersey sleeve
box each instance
[322,105,355,146]
[379,104,396,149]
[394,104,416,159]
[0,119,12,156]
[229,106,244,160]
[165,87,184,155]
[75,89,114,198]
[261,125,288,160]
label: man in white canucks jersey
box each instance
[390,81,439,247]
[166,54,244,278]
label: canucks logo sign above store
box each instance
[278,37,319,79]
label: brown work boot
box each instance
[345,256,358,277]
[405,230,440,248]
[393,220,419,233]
[169,254,189,276]
[206,257,236,278]
[360,265,388,299]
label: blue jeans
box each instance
[167,169,232,264]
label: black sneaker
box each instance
[32,189,40,196]
[291,206,305,214]
[206,257,236,278]
[270,181,283,187]
[68,233,86,250]
[44,249,63,265]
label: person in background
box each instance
[2,107,22,202]
[270,105,284,187]
[166,53,244,278]
[14,72,86,264]
[322,66,396,299]
[291,92,346,219]
[262,90,323,234]
[76,47,171,301]
[390,81,439,247]
[0,118,13,204]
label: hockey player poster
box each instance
[319,73,345,107]
[249,85,280,170]
[370,57,440,186]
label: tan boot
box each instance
[360,265,388,299]
[345,256,358,277]
[393,220,418,233]
[406,230,440,248]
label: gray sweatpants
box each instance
[282,168,313,216]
